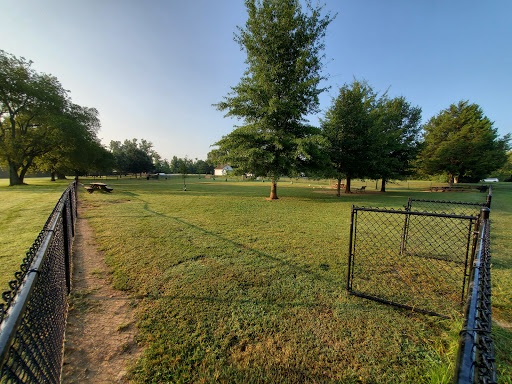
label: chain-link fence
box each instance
[406,197,490,216]
[347,206,479,317]
[455,210,497,384]
[0,181,77,384]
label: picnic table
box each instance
[84,182,114,193]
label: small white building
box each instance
[214,164,233,176]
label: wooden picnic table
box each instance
[85,182,113,193]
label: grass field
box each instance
[0,177,73,290]
[1,176,511,383]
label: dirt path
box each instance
[62,206,142,383]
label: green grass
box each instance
[0,177,73,290]
[1,176,510,383]
[71,176,509,383]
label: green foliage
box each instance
[110,139,155,175]
[373,95,422,189]
[320,79,378,193]
[417,100,510,183]
[0,50,105,185]
[215,0,334,198]
[491,151,512,181]
[320,80,422,194]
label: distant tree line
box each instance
[107,139,215,176]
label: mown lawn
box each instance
[73,176,511,383]
[0,177,72,290]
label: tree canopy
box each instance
[320,80,378,194]
[417,100,510,183]
[0,50,108,184]
[110,139,155,175]
[215,0,334,199]
[372,96,422,191]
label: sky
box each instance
[3,0,511,161]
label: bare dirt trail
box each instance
[62,206,142,383]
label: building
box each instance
[214,164,233,176]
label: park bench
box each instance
[355,186,366,193]
[84,186,94,193]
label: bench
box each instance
[84,186,94,193]
[355,186,366,193]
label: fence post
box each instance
[347,205,355,291]
[485,185,492,208]
[400,199,411,256]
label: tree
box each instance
[373,96,422,192]
[110,139,154,176]
[179,156,193,189]
[491,151,512,181]
[320,80,378,195]
[0,50,69,185]
[35,104,101,179]
[215,0,334,199]
[417,101,510,184]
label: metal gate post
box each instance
[346,206,356,291]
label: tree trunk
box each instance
[8,162,24,186]
[51,172,56,181]
[269,178,279,200]
[381,178,386,192]
[344,176,351,193]
[336,175,342,197]
[448,174,454,186]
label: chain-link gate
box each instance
[347,206,479,318]
[0,182,77,384]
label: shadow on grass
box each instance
[140,200,340,285]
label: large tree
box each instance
[320,80,378,195]
[110,139,154,176]
[417,101,510,184]
[373,96,422,192]
[35,104,101,179]
[215,0,334,199]
[0,50,69,185]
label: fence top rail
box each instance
[454,218,494,383]
[352,205,478,220]
[408,198,487,207]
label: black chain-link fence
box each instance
[0,181,77,384]
[406,197,490,216]
[455,211,497,384]
[347,206,479,317]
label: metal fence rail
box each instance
[0,181,77,384]
[407,198,489,216]
[454,209,497,384]
[347,206,479,317]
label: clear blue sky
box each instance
[4,0,511,161]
